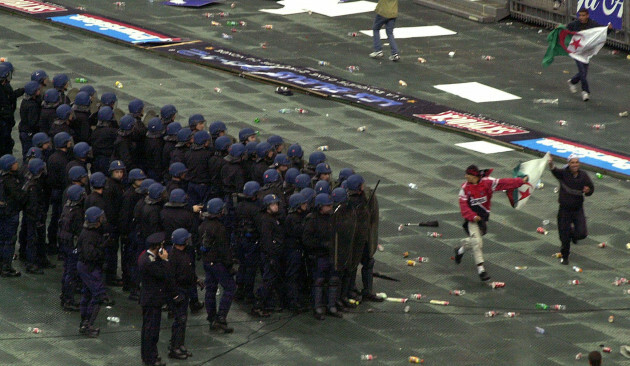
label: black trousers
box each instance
[141,306,162,364]
[558,207,587,258]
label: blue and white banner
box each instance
[577,0,624,30]
[48,14,180,44]
[512,137,630,175]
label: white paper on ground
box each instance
[434,82,521,103]
[359,26,457,39]
[261,0,376,17]
[455,141,514,154]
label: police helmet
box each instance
[294,174,311,189]
[68,166,88,182]
[263,169,280,184]
[288,193,308,210]
[315,163,332,175]
[67,185,86,202]
[284,168,300,186]
[338,168,355,183]
[230,143,246,158]
[128,168,146,181]
[73,142,91,159]
[56,104,72,120]
[206,197,226,214]
[238,127,256,143]
[109,160,125,172]
[169,162,187,178]
[242,181,260,197]
[160,104,177,120]
[79,85,95,96]
[27,158,45,176]
[300,188,315,203]
[165,122,182,136]
[24,81,40,96]
[128,99,144,114]
[256,142,272,158]
[171,228,191,245]
[314,180,331,195]
[209,121,227,136]
[148,183,166,200]
[214,136,231,151]
[148,117,164,133]
[119,114,135,131]
[0,154,17,172]
[32,132,50,148]
[287,144,303,158]
[262,194,280,207]
[26,147,42,160]
[100,92,117,106]
[169,188,187,204]
[89,172,106,188]
[30,70,48,84]
[43,89,60,104]
[85,206,105,224]
[346,174,365,191]
[273,154,290,167]
[267,135,283,147]
[52,73,69,89]
[314,193,333,208]
[188,114,205,128]
[331,187,348,204]
[308,151,326,166]
[98,106,114,122]
[74,91,91,106]
[193,130,210,145]
[138,179,155,194]
[176,128,192,144]
[245,141,258,156]
[53,132,72,149]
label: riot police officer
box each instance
[234,181,261,303]
[0,154,24,277]
[58,185,86,311]
[283,193,309,312]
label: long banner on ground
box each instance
[1,0,629,176]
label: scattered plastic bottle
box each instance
[260,42,268,49]
[575,353,583,360]
[107,316,120,323]
[386,297,408,303]
[536,227,548,235]
[76,6,86,10]
[535,326,545,334]
[221,33,233,39]
[377,244,384,252]
[357,126,367,132]
[608,315,614,323]
[262,24,273,30]
[514,266,528,270]
[591,124,605,130]
[504,312,518,318]
[552,252,562,258]
[429,300,449,306]
[318,60,330,66]
[481,55,495,61]
[427,232,442,238]
[595,172,603,179]
[231,28,238,33]
[449,290,465,296]
[375,292,387,299]
[602,347,612,353]
[406,260,417,267]
[554,187,559,193]
[490,281,505,289]
[485,311,497,317]
[624,289,630,295]
[568,280,580,285]
[360,354,375,361]
[533,98,559,105]
[203,12,214,18]
[572,266,583,273]
[550,304,566,310]
[114,81,123,89]
[402,252,409,258]
[347,66,360,73]
[239,21,247,26]
[214,87,222,93]
[114,1,125,6]
[535,303,549,310]
[448,51,455,58]
[408,356,423,364]
[226,21,237,26]
[613,277,627,286]
[347,32,358,37]
[417,57,426,63]
[598,242,606,248]
[542,219,550,226]
[349,298,360,305]
[211,21,221,26]
[416,257,429,263]
[410,294,422,299]
[75,78,87,83]
[279,109,292,114]
[398,224,404,232]
[408,183,418,190]
[555,119,567,126]
[253,117,260,124]
[399,80,408,87]
[231,2,236,8]
[218,12,228,17]
[317,146,328,151]
[619,111,629,117]
[294,108,307,114]
[404,305,410,313]
[27,327,41,334]
[536,181,544,189]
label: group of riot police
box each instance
[0,63,382,365]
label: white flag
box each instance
[566,26,608,64]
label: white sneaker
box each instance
[567,80,578,93]
[369,50,383,58]
[389,53,400,62]
[582,91,590,101]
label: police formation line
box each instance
[0,65,382,365]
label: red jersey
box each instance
[459,176,524,222]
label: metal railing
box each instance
[510,0,630,50]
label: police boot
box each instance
[1,263,21,277]
[26,264,44,275]
[63,300,80,312]
[86,305,101,338]
[234,286,245,302]
[168,347,188,360]
[79,317,89,335]
[212,316,234,334]
[179,346,193,358]
[189,301,204,314]
[313,286,325,320]
[327,284,343,318]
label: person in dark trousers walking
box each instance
[369,0,400,61]
[566,8,612,101]
[548,155,594,265]
[139,232,180,366]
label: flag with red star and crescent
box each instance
[542,25,608,67]
[506,152,550,210]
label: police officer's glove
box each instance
[196,278,205,291]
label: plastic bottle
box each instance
[533,98,558,105]
[619,111,629,117]
[218,12,228,17]
[535,326,545,334]
[347,66,359,73]
[602,347,612,353]
[591,124,605,130]
[398,224,404,232]
[490,281,505,289]
[536,227,548,235]
[514,266,528,270]
[449,289,465,296]
[318,61,330,66]
[575,353,583,360]
[239,20,247,26]
[484,311,497,317]
[598,242,606,248]
[572,266,582,273]
[279,109,292,114]
[375,292,387,299]
[75,78,87,83]
[27,327,41,334]
[211,21,220,26]
[317,146,328,151]
[595,172,603,179]
[481,55,495,61]
[406,260,416,267]
[542,219,550,226]
[214,87,222,93]
[107,316,120,323]
[535,303,549,310]
[429,300,448,306]
[114,81,123,89]
[554,187,559,193]
[408,183,418,189]
[568,280,580,285]
[385,297,408,303]
[536,182,544,189]
[357,126,367,132]
[427,232,442,238]
[226,20,237,26]
[221,33,233,39]
[608,315,614,323]
[556,119,567,126]
[408,356,423,364]
[552,252,562,258]
[360,354,375,361]
[410,294,422,299]
[262,24,273,30]
[231,28,238,33]
[347,32,358,37]
[399,80,407,87]
[114,1,125,6]
[623,289,630,295]
[416,257,429,263]
[550,304,566,310]
[504,312,518,318]
[417,57,426,63]
[294,108,307,114]
[203,12,214,18]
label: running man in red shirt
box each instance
[454,165,528,281]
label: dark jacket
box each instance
[303,210,335,259]
[551,166,594,210]
[284,210,307,250]
[198,216,233,266]
[23,176,47,221]
[162,138,177,177]
[72,106,97,143]
[160,203,198,246]
[119,186,143,236]
[38,103,58,134]
[1,171,25,217]
[138,249,177,307]
[46,149,71,190]
[235,198,260,242]
[145,134,164,179]
[49,120,77,141]
[169,246,197,289]
[77,226,106,266]
[103,177,124,231]
[258,211,284,257]
[221,156,245,195]
[0,82,23,119]
[90,123,117,158]
[111,135,137,171]
[184,147,213,184]
[58,203,84,245]
[139,198,164,240]
[18,96,41,135]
